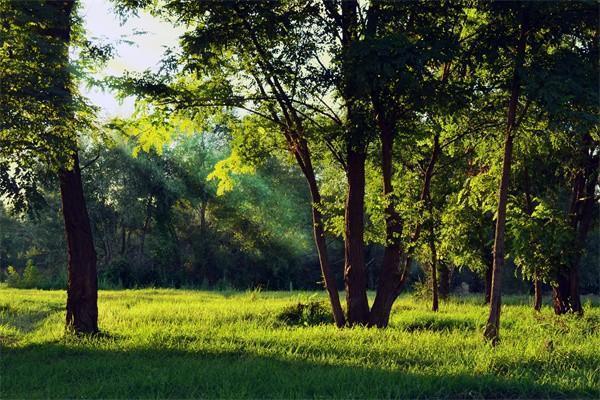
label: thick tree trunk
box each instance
[553,142,597,315]
[484,10,528,344]
[60,152,98,334]
[43,0,98,334]
[369,118,404,327]
[372,132,440,326]
[344,148,370,325]
[534,278,542,311]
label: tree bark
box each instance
[294,140,346,327]
[43,0,98,334]
[484,9,528,344]
[523,166,542,311]
[60,152,98,334]
[439,263,450,299]
[484,264,493,304]
[553,136,597,315]
[368,117,404,327]
[534,278,542,311]
[426,192,439,312]
[344,147,370,325]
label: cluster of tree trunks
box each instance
[553,132,598,315]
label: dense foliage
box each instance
[0,0,598,339]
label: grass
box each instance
[1,288,598,399]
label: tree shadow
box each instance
[0,303,62,336]
[1,342,594,399]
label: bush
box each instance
[6,266,21,288]
[276,300,333,326]
[5,261,44,289]
[21,260,43,288]
[412,279,432,301]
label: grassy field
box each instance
[1,288,598,399]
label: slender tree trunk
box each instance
[140,195,152,257]
[344,147,370,325]
[523,166,542,311]
[120,221,126,256]
[439,263,450,299]
[484,9,528,344]
[295,141,346,327]
[484,264,493,304]
[534,278,542,311]
[60,152,98,334]
[426,193,439,312]
[199,199,207,234]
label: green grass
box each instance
[1,288,598,399]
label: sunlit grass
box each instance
[1,288,598,398]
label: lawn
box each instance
[1,288,598,399]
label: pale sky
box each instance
[80,0,183,119]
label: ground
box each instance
[0,288,598,399]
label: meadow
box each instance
[1,288,598,399]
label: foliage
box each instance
[276,299,333,326]
[4,261,43,289]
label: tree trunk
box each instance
[140,195,152,257]
[372,131,441,325]
[43,0,98,334]
[120,221,126,256]
[295,141,346,327]
[427,194,439,312]
[369,118,404,327]
[344,147,370,325]
[552,272,571,314]
[429,239,439,312]
[523,166,541,311]
[60,152,98,334]
[484,9,528,344]
[484,264,493,304]
[534,278,542,311]
[553,140,597,315]
[439,263,450,299]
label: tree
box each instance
[113,0,347,326]
[0,0,99,333]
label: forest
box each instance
[0,0,598,398]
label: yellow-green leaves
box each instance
[207,149,255,196]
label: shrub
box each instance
[412,279,432,301]
[21,260,43,288]
[6,266,22,288]
[276,300,333,326]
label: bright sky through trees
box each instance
[80,0,182,119]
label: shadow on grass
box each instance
[400,316,477,332]
[1,342,594,399]
[0,303,62,335]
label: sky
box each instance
[80,0,183,119]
